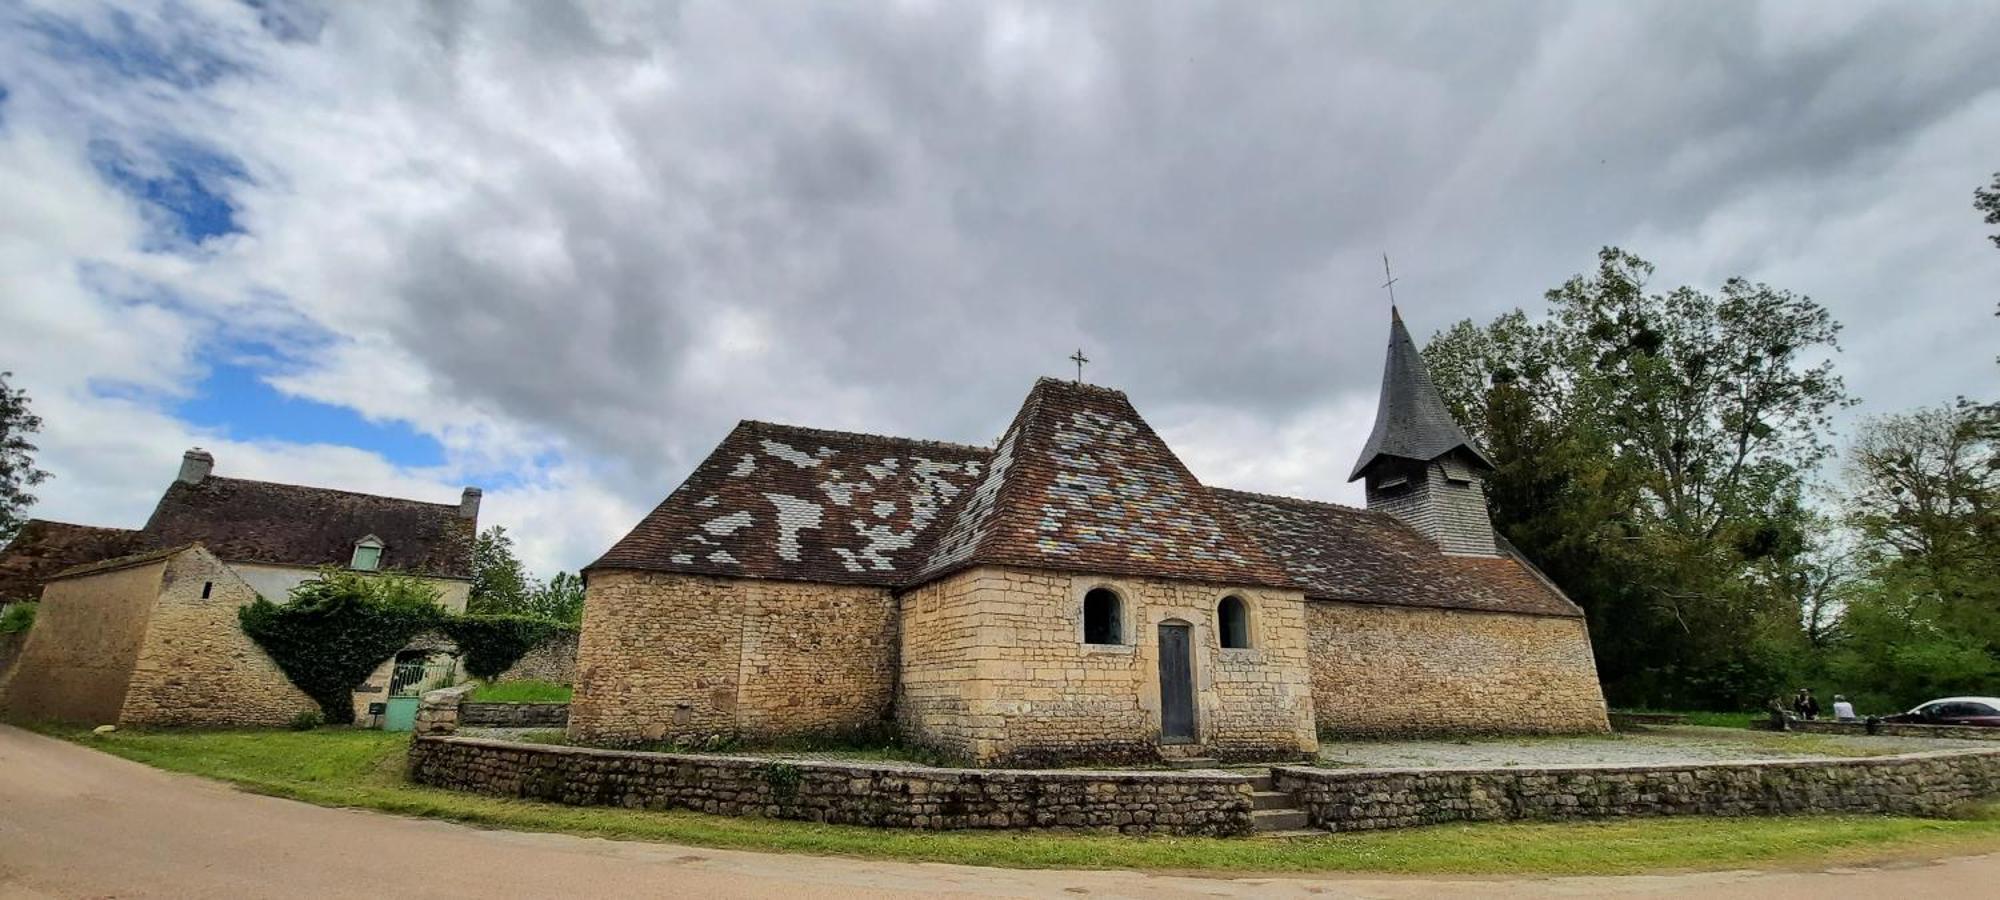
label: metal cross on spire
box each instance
[1381,253,1399,308]
[1070,348,1090,383]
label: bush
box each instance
[289,709,324,731]
[0,602,34,635]
[239,569,443,723]
[440,614,574,680]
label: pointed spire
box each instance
[1348,309,1494,481]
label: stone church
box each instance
[575,311,1609,765]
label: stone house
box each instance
[0,450,480,727]
[574,310,1609,765]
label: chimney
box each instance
[459,486,482,521]
[178,448,214,485]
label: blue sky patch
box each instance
[88,137,245,244]
[174,360,448,469]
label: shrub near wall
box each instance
[409,735,1255,836]
[1272,749,2000,832]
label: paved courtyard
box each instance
[1314,725,1995,769]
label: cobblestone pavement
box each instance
[1316,725,1994,769]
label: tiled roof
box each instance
[139,477,475,579]
[1350,308,1494,480]
[915,379,1294,589]
[587,421,993,584]
[49,542,201,581]
[0,520,145,601]
[1212,488,1581,617]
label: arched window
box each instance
[1083,587,1123,645]
[1218,595,1250,649]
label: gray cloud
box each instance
[4,0,1998,572]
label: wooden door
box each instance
[1158,622,1196,744]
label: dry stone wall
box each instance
[461,701,569,728]
[1787,720,2000,741]
[409,735,1254,835]
[898,566,1317,766]
[495,630,577,683]
[1308,601,1607,737]
[1274,749,2000,831]
[118,548,317,727]
[570,571,896,746]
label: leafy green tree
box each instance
[1822,403,2000,712]
[1976,171,2000,249]
[469,525,532,614]
[1424,248,1852,709]
[526,571,586,624]
[0,372,51,544]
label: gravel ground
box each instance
[454,724,1993,771]
[1315,725,1995,769]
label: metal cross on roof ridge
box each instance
[1070,348,1090,383]
[1381,253,1399,308]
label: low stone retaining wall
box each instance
[1273,748,2000,832]
[459,702,569,729]
[1608,712,1688,729]
[408,735,1254,835]
[1787,720,2000,741]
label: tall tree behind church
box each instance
[0,372,51,544]
[1424,248,1850,709]
[469,525,533,614]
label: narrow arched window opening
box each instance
[1083,588,1122,645]
[1218,595,1250,649]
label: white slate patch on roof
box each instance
[695,495,720,508]
[701,511,754,536]
[872,500,897,517]
[729,454,758,477]
[707,550,738,564]
[761,440,834,469]
[764,492,824,561]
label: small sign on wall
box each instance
[367,702,386,716]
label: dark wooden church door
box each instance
[1158,622,1196,743]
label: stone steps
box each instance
[1251,790,1295,811]
[1247,769,1318,836]
[1162,757,1222,769]
[1251,807,1310,832]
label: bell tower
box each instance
[1349,308,1499,556]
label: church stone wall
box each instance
[1307,601,1608,736]
[0,559,161,725]
[898,566,1317,766]
[569,571,896,746]
[119,548,318,727]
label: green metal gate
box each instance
[382,657,456,732]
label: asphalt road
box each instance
[0,725,1993,899]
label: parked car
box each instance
[1881,697,2000,727]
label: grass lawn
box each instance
[36,725,2000,876]
[466,680,572,703]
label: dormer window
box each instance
[351,535,384,571]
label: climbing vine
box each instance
[439,613,574,680]
[238,569,443,723]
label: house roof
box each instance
[1349,308,1494,481]
[1212,488,1582,617]
[0,520,145,601]
[139,477,476,579]
[48,542,201,581]
[913,378,1294,589]
[587,421,993,584]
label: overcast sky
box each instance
[2,1,1996,575]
